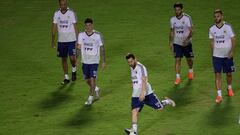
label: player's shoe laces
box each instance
[215,96,222,104]
[124,128,137,135]
[165,97,176,107]
[228,88,234,97]
[188,72,194,80]
[72,72,77,81]
[95,86,100,100]
[174,78,181,85]
[61,79,70,85]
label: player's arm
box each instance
[100,45,106,69]
[184,26,193,43]
[74,23,78,40]
[210,39,214,54]
[229,36,236,58]
[139,76,147,101]
[51,23,57,48]
[169,28,174,51]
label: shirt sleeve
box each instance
[228,25,235,38]
[99,33,104,46]
[77,34,83,45]
[187,16,193,27]
[139,65,148,77]
[53,12,57,24]
[170,18,174,29]
[72,11,77,24]
[209,29,213,39]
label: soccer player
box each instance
[209,9,236,104]
[124,53,176,135]
[76,18,106,105]
[169,2,194,85]
[52,0,78,85]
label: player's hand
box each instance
[51,41,56,48]
[169,43,173,52]
[76,44,81,50]
[139,92,145,102]
[101,62,106,70]
[183,39,188,46]
[228,52,234,59]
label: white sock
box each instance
[88,96,93,101]
[72,66,76,72]
[228,85,232,89]
[217,90,222,97]
[132,123,137,132]
[189,68,193,73]
[95,86,99,91]
[176,74,180,78]
[64,74,69,80]
[162,99,170,105]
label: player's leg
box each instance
[57,42,70,85]
[224,58,235,97]
[213,57,223,103]
[184,43,194,80]
[68,41,77,81]
[125,97,142,135]
[173,44,183,85]
[175,57,181,84]
[84,64,99,105]
[144,93,175,111]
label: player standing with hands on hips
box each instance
[209,9,236,104]
[52,0,78,85]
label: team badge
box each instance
[182,21,185,24]
[224,30,227,33]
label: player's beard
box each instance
[176,11,183,18]
[215,19,222,24]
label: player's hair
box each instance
[126,53,135,60]
[84,18,93,24]
[214,9,223,15]
[174,2,183,9]
[59,0,66,2]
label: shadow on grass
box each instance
[166,80,193,107]
[38,83,75,109]
[207,97,233,127]
[65,105,94,128]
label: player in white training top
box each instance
[124,53,175,135]
[52,0,78,85]
[169,2,194,85]
[76,18,106,105]
[209,9,236,104]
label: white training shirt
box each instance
[170,13,193,46]
[78,30,104,64]
[209,23,235,58]
[131,62,153,97]
[53,8,77,42]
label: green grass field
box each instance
[1,0,240,134]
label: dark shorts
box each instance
[131,93,163,112]
[173,43,194,58]
[212,56,235,73]
[57,41,76,57]
[82,63,99,79]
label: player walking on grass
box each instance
[76,18,106,105]
[52,0,78,85]
[169,2,194,85]
[124,53,175,135]
[209,9,236,104]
